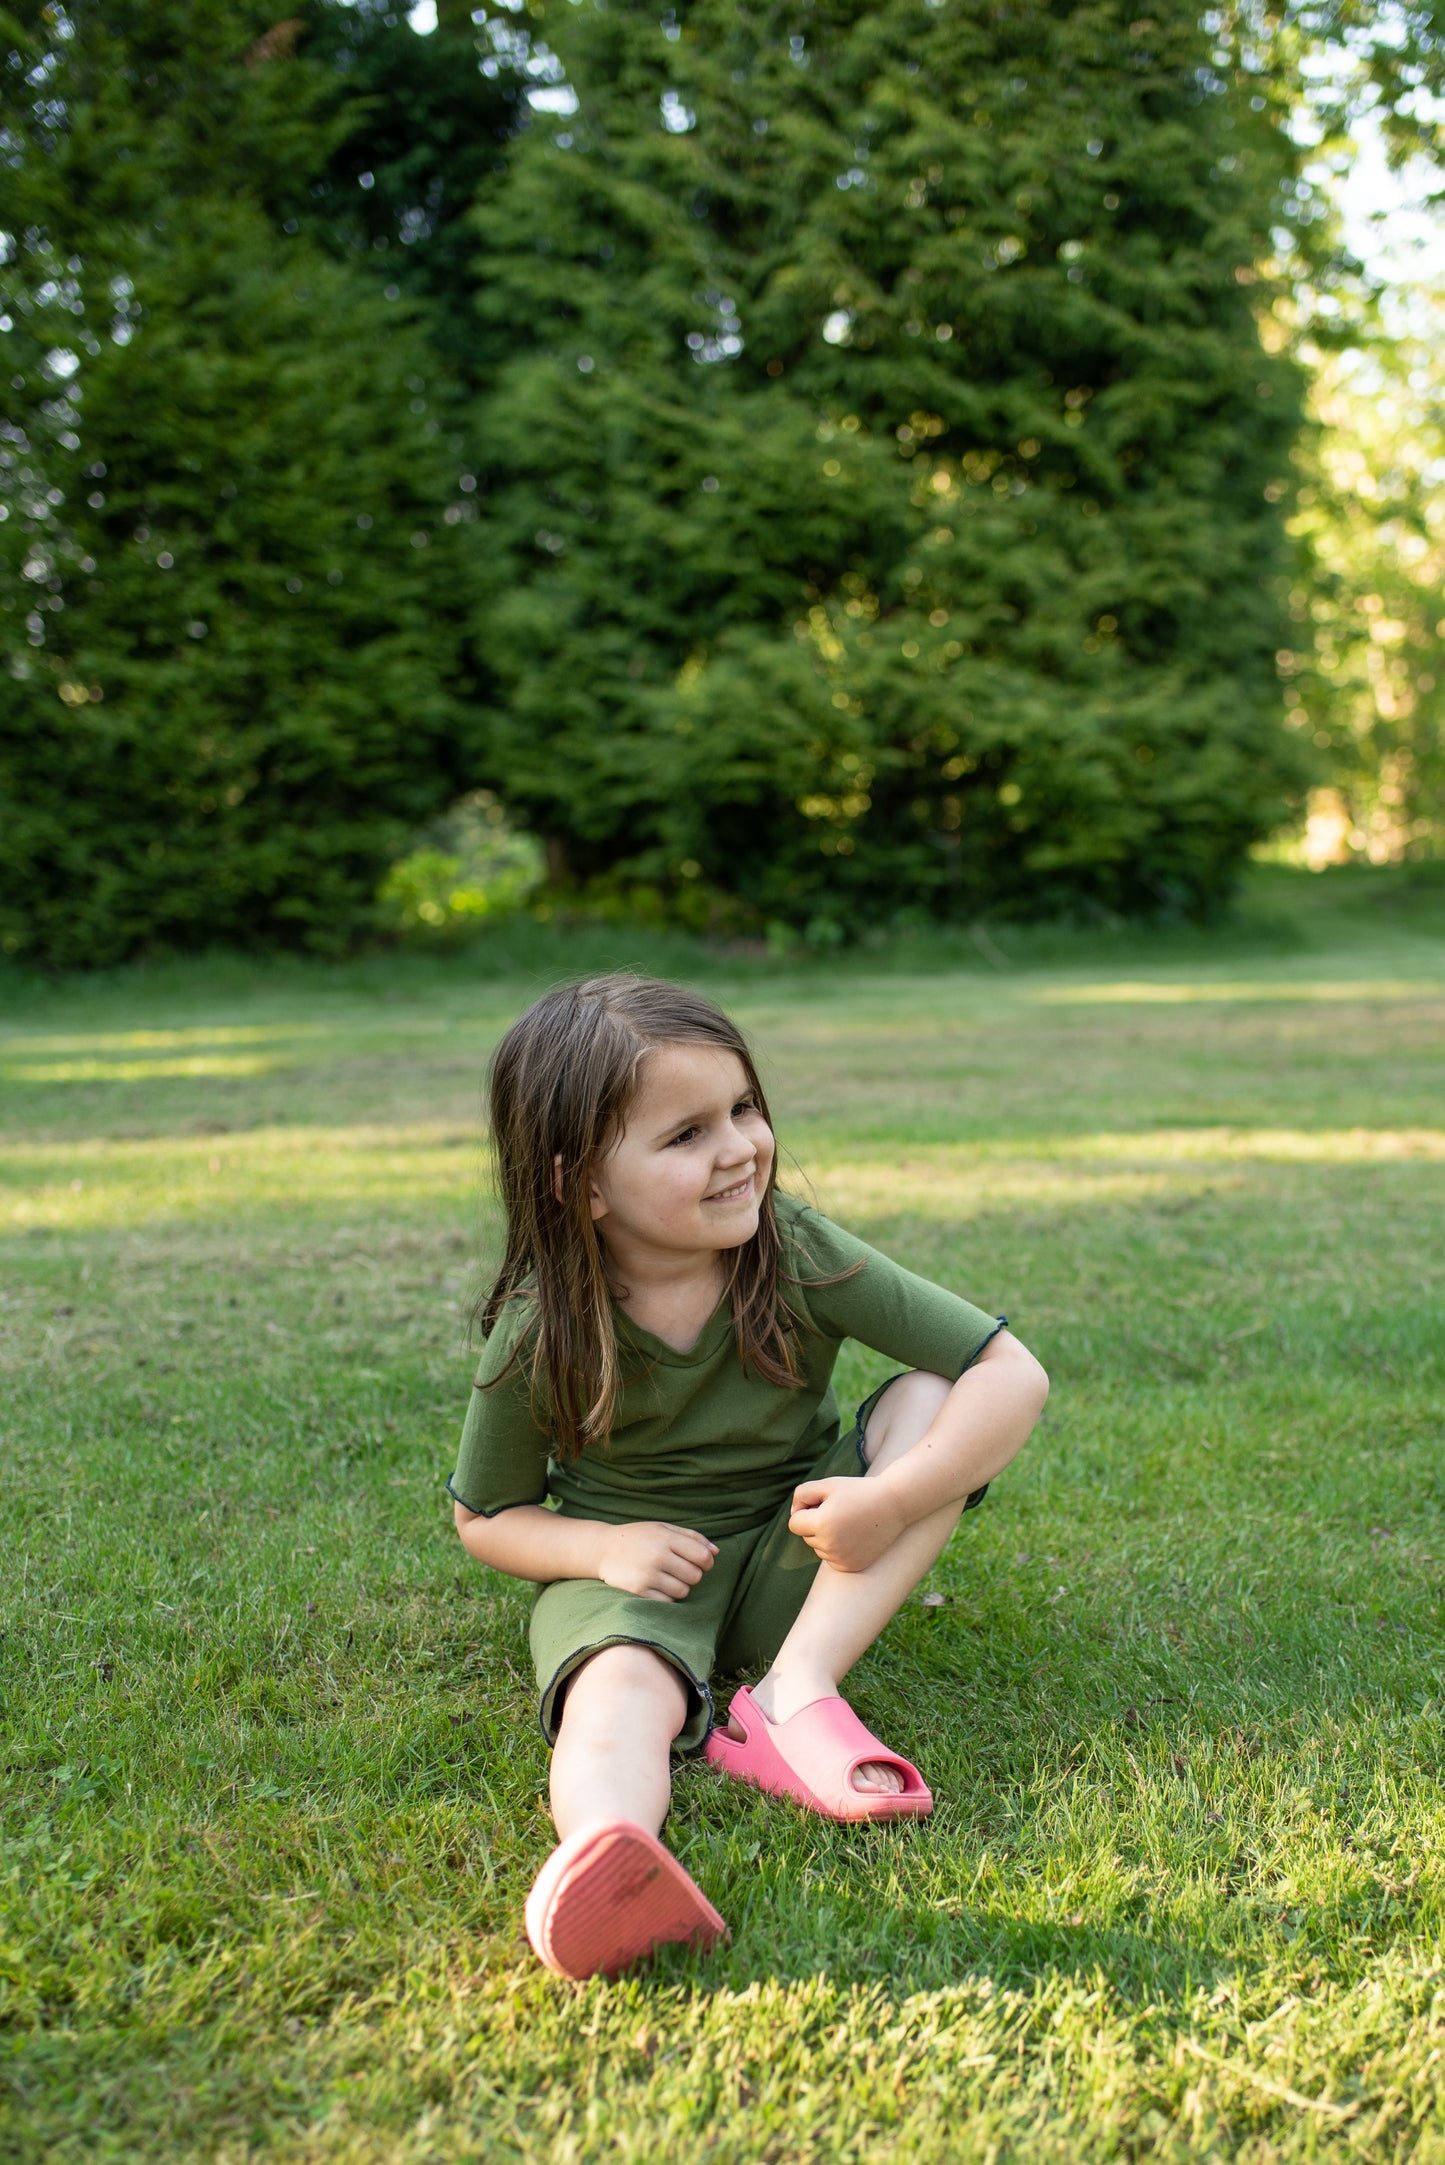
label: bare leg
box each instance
[549,1642,690,1840]
[528,1646,724,1980]
[744,1372,960,1794]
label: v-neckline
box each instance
[613,1296,732,1364]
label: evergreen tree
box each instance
[300,1,524,386]
[468,0,1313,929]
[0,2,478,966]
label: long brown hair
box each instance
[479,974,806,1459]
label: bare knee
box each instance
[861,1369,952,1467]
[556,1643,690,1744]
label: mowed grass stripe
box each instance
[5,1122,1443,1235]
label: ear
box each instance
[557,1150,609,1223]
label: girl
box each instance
[451,975,1047,1980]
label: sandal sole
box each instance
[525,1820,728,1980]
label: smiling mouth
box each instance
[704,1171,756,1204]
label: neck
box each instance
[599,1236,729,1354]
[601,1233,723,1304]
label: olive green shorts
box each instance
[528,1379,988,1756]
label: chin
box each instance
[715,1206,762,1248]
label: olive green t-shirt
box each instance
[448,1192,1004,1542]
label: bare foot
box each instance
[728,1687,905,1794]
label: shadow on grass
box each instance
[505,1610,1441,2003]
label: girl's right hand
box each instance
[597,1522,718,1602]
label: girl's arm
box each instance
[790,1330,1049,1573]
[453,1500,717,1602]
[870,1328,1048,1522]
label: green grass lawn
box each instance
[3,869,1444,2163]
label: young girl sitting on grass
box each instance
[450,975,1047,1979]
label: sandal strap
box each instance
[749,1691,927,1807]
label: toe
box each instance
[851,1760,906,1794]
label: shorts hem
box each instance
[537,1635,716,1755]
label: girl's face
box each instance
[587,1042,775,1265]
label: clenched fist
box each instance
[788,1477,906,1574]
[597,1521,718,1602]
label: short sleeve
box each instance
[447,1303,553,1517]
[782,1199,1005,1377]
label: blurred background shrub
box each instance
[378,791,543,938]
[2,0,1442,966]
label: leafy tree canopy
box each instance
[0,1,487,965]
[467,0,1313,929]
[9,0,1441,964]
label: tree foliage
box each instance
[1245,1,1445,867]
[299,0,524,385]
[468,0,1312,930]
[8,0,1402,963]
[1269,0,1445,168]
[1285,336,1445,864]
[0,2,484,965]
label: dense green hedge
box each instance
[0,4,485,967]
[1,1,1315,964]
[0,205,481,967]
[470,0,1313,930]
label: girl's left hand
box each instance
[788,1477,906,1574]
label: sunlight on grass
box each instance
[1027,1124,1445,1162]
[817,1164,1231,1215]
[5,1121,1442,1235]
[814,1127,1445,1219]
[0,1122,486,1231]
[0,1024,334,1054]
[1030,979,1442,1006]
[2,1054,292,1083]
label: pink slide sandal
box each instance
[704,1685,933,1822]
[524,1818,728,1980]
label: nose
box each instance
[717,1118,757,1169]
